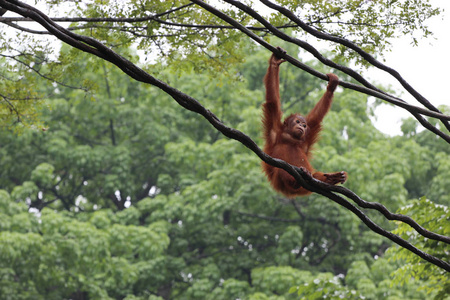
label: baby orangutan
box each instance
[262,48,347,197]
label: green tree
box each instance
[0,1,449,299]
[2,46,449,298]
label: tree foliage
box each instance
[0,1,449,299]
[1,45,449,298]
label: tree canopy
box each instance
[0,1,449,299]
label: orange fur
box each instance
[262,50,347,198]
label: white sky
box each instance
[368,0,450,135]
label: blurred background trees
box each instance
[0,1,449,299]
[1,45,448,299]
